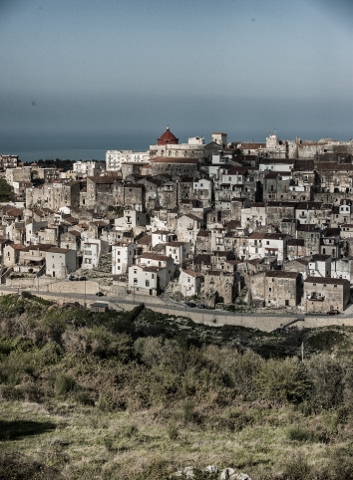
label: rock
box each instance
[220,468,235,479]
[174,466,195,478]
[234,474,252,480]
[206,465,219,474]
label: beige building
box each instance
[304,276,350,313]
[265,271,302,308]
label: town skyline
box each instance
[1,0,352,161]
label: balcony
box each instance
[307,294,325,301]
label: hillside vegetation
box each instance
[1,293,353,479]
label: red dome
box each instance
[157,126,179,145]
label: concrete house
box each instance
[128,252,175,295]
[45,247,76,278]
[308,254,332,277]
[165,241,190,266]
[179,269,204,297]
[262,233,291,264]
[112,241,136,276]
[82,239,101,270]
[176,214,203,245]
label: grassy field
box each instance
[1,293,353,479]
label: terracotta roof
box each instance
[151,157,199,164]
[182,269,204,278]
[152,230,170,235]
[287,239,304,246]
[47,247,71,254]
[310,254,331,262]
[267,201,296,208]
[305,276,349,285]
[248,232,266,239]
[294,160,315,171]
[140,252,170,261]
[263,233,290,240]
[157,127,179,145]
[266,271,300,279]
[316,163,353,171]
[88,176,116,184]
[9,244,26,250]
[197,230,211,237]
[184,213,202,221]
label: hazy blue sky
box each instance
[1,0,352,160]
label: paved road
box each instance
[0,285,323,320]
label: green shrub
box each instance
[167,420,179,440]
[281,453,312,480]
[55,373,76,396]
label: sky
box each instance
[0,0,352,161]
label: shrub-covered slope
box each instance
[1,293,353,479]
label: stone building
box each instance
[149,127,205,160]
[203,270,239,307]
[150,157,200,177]
[264,271,302,308]
[263,171,292,202]
[296,224,322,256]
[86,176,117,208]
[315,163,353,194]
[304,277,350,313]
[266,201,297,228]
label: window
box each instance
[269,288,272,292]
[145,280,150,287]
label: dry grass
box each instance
[1,399,348,479]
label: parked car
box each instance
[186,302,196,308]
[79,276,87,281]
[96,291,104,296]
[197,303,205,309]
[68,275,75,281]
[327,310,340,315]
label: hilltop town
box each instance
[1,128,353,315]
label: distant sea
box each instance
[15,148,108,164]
[1,132,159,164]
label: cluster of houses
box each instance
[1,129,353,313]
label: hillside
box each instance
[1,293,353,479]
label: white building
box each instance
[112,242,136,276]
[262,233,291,264]
[151,230,175,248]
[114,207,147,231]
[176,214,203,245]
[106,150,150,171]
[149,136,205,159]
[308,254,332,277]
[128,252,175,295]
[179,269,204,297]
[82,239,101,270]
[45,247,76,278]
[73,161,104,177]
[165,241,190,266]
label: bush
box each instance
[167,420,179,440]
[55,373,76,396]
[280,453,312,480]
